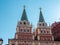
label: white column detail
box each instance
[52,36,54,41]
[16,27,19,32]
[38,29,40,34]
[33,35,34,40]
[38,35,40,40]
[35,29,36,36]
[15,41,18,45]
[38,42,40,45]
[15,34,18,39]
[33,42,34,45]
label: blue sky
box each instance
[0,0,60,45]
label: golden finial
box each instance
[23,5,26,9]
[39,7,42,11]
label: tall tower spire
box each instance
[21,5,28,21]
[39,8,45,22]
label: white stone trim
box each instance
[15,34,18,39]
[38,29,40,34]
[15,41,18,45]
[33,35,34,40]
[33,42,34,45]
[38,36,40,40]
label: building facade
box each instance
[51,22,60,41]
[0,38,3,45]
[8,6,60,45]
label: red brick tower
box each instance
[35,8,54,41]
[9,6,33,45]
[15,5,32,41]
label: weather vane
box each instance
[23,5,26,9]
[39,7,42,11]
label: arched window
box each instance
[27,30,29,32]
[24,22,26,25]
[44,31,46,33]
[12,44,15,45]
[24,29,26,32]
[34,35,38,40]
[41,31,42,33]
[43,23,44,26]
[18,44,21,45]
[20,22,22,24]
[20,29,22,32]
[47,31,49,33]
[39,24,41,26]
